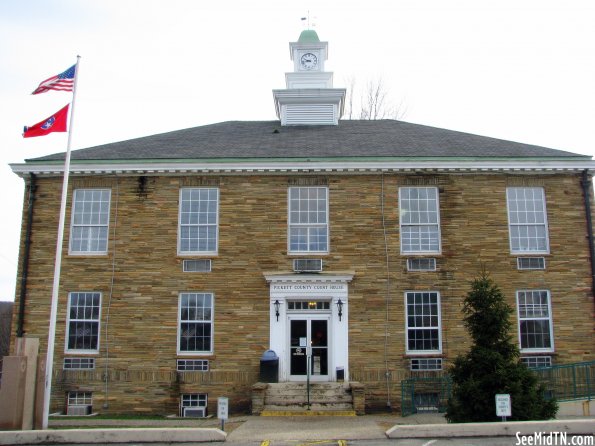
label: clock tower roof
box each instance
[297,29,320,43]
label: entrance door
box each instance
[289,318,329,381]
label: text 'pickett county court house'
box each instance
[8,30,595,417]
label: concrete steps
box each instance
[261,382,355,415]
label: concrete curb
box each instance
[0,427,226,445]
[386,419,595,439]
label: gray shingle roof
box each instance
[28,120,585,162]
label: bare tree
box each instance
[344,77,406,120]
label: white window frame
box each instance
[288,186,329,254]
[178,188,219,256]
[506,187,550,254]
[69,189,111,255]
[177,292,214,355]
[67,391,92,406]
[405,291,442,355]
[399,187,441,255]
[180,393,208,416]
[516,290,554,353]
[65,292,101,354]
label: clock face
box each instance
[300,52,318,70]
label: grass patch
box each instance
[50,414,167,420]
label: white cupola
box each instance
[273,30,346,126]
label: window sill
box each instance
[404,353,444,358]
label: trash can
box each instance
[259,350,279,383]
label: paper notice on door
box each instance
[299,337,307,347]
[313,356,321,374]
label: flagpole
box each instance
[42,55,81,430]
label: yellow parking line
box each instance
[260,441,270,446]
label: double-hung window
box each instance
[178,293,213,354]
[288,187,329,253]
[405,291,442,354]
[506,187,549,254]
[66,292,101,353]
[399,187,441,254]
[517,290,554,352]
[179,188,219,255]
[70,189,111,254]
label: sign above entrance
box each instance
[271,283,347,292]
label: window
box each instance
[287,301,330,310]
[517,290,554,352]
[178,293,213,354]
[517,257,546,270]
[177,359,209,371]
[288,187,328,253]
[66,292,101,353]
[180,393,207,417]
[410,358,443,371]
[407,258,437,272]
[66,391,93,415]
[179,188,219,254]
[399,187,441,254]
[521,356,552,369]
[405,291,442,353]
[68,391,92,406]
[64,357,95,370]
[70,189,111,254]
[506,188,549,254]
[183,259,212,272]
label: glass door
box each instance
[289,318,329,380]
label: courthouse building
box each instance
[9,30,595,416]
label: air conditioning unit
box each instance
[183,407,206,418]
[293,259,322,273]
[67,405,91,416]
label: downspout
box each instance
[17,173,37,337]
[580,170,595,306]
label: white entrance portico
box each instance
[264,273,354,382]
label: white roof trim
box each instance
[10,159,595,177]
[264,272,355,284]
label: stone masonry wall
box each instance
[11,172,595,415]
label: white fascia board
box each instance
[10,159,595,177]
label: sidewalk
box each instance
[226,413,445,442]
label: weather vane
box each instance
[300,11,316,29]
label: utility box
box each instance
[259,350,279,383]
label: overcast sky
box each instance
[1,0,594,301]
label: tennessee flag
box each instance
[23,104,70,138]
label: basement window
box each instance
[66,391,92,416]
[183,259,212,272]
[517,257,546,270]
[64,357,95,370]
[407,258,436,272]
[521,356,552,369]
[177,359,209,371]
[410,358,443,371]
[180,393,208,418]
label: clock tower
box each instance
[273,30,346,125]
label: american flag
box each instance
[31,64,76,95]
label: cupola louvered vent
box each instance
[293,259,323,273]
[283,104,336,125]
